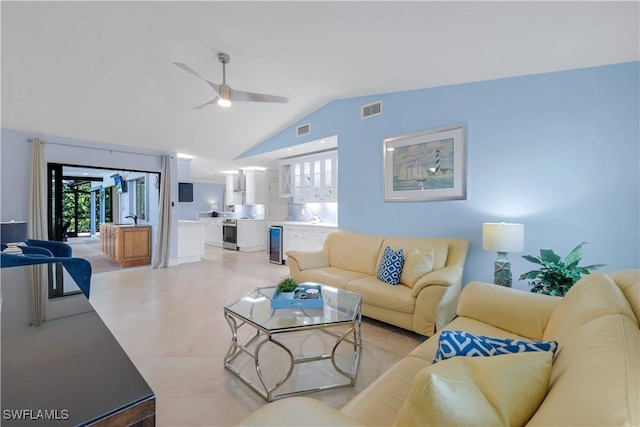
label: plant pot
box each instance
[280,291,295,300]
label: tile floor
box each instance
[88,246,425,426]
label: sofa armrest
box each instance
[411,266,462,298]
[237,397,365,427]
[457,281,562,340]
[286,249,329,279]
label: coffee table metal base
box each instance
[223,309,362,402]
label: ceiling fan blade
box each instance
[193,97,220,110]
[173,62,220,94]
[231,89,289,104]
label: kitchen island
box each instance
[99,223,152,268]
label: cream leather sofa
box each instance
[239,269,639,427]
[286,230,470,336]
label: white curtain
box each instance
[28,138,47,326]
[152,154,172,269]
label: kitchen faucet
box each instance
[125,214,138,225]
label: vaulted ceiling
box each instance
[2,1,638,182]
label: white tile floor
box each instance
[88,246,425,426]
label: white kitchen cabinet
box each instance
[237,220,265,252]
[279,150,337,203]
[278,163,293,197]
[244,170,266,205]
[282,224,336,261]
[177,220,205,264]
[201,218,223,247]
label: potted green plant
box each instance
[277,276,298,299]
[519,242,605,297]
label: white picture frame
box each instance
[383,124,467,202]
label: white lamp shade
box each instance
[482,222,524,253]
[210,204,218,211]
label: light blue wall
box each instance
[243,62,640,289]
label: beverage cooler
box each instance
[269,226,284,264]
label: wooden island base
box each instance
[100,223,151,268]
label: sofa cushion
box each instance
[346,276,415,314]
[340,356,431,427]
[328,231,384,275]
[543,272,638,342]
[376,246,405,285]
[529,314,640,426]
[380,237,449,271]
[432,330,558,363]
[298,267,368,290]
[457,281,561,341]
[393,351,552,427]
[400,249,433,288]
[609,269,640,325]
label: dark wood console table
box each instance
[1,266,155,426]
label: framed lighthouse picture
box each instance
[383,124,467,202]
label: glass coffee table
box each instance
[223,284,362,401]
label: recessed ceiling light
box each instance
[177,153,194,159]
[320,140,326,144]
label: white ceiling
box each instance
[2,1,638,183]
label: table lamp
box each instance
[1,220,28,253]
[482,222,524,287]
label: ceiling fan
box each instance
[173,53,289,109]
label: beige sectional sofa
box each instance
[286,230,470,336]
[239,269,639,426]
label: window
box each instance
[130,177,146,220]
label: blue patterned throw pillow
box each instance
[432,330,558,364]
[377,246,405,285]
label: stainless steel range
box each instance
[222,219,238,250]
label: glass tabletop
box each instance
[224,284,362,332]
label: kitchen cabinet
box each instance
[244,170,266,205]
[279,150,337,203]
[99,224,151,268]
[281,224,336,262]
[177,220,204,264]
[201,218,223,247]
[278,163,293,197]
[237,220,265,252]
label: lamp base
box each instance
[2,243,23,254]
[494,252,512,287]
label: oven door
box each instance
[222,224,238,250]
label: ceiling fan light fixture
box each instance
[218,83,232,107]
[175,52,287,110]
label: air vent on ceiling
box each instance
[362,101,382,119]
[296,123,311,137]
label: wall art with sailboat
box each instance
[384,124,466,201]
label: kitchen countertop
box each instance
[100,222,151,228]
[268,221,338,229]
[200,218,265,221]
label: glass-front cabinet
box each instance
[279,150,337,203]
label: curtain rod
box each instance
[26,138,169,158]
